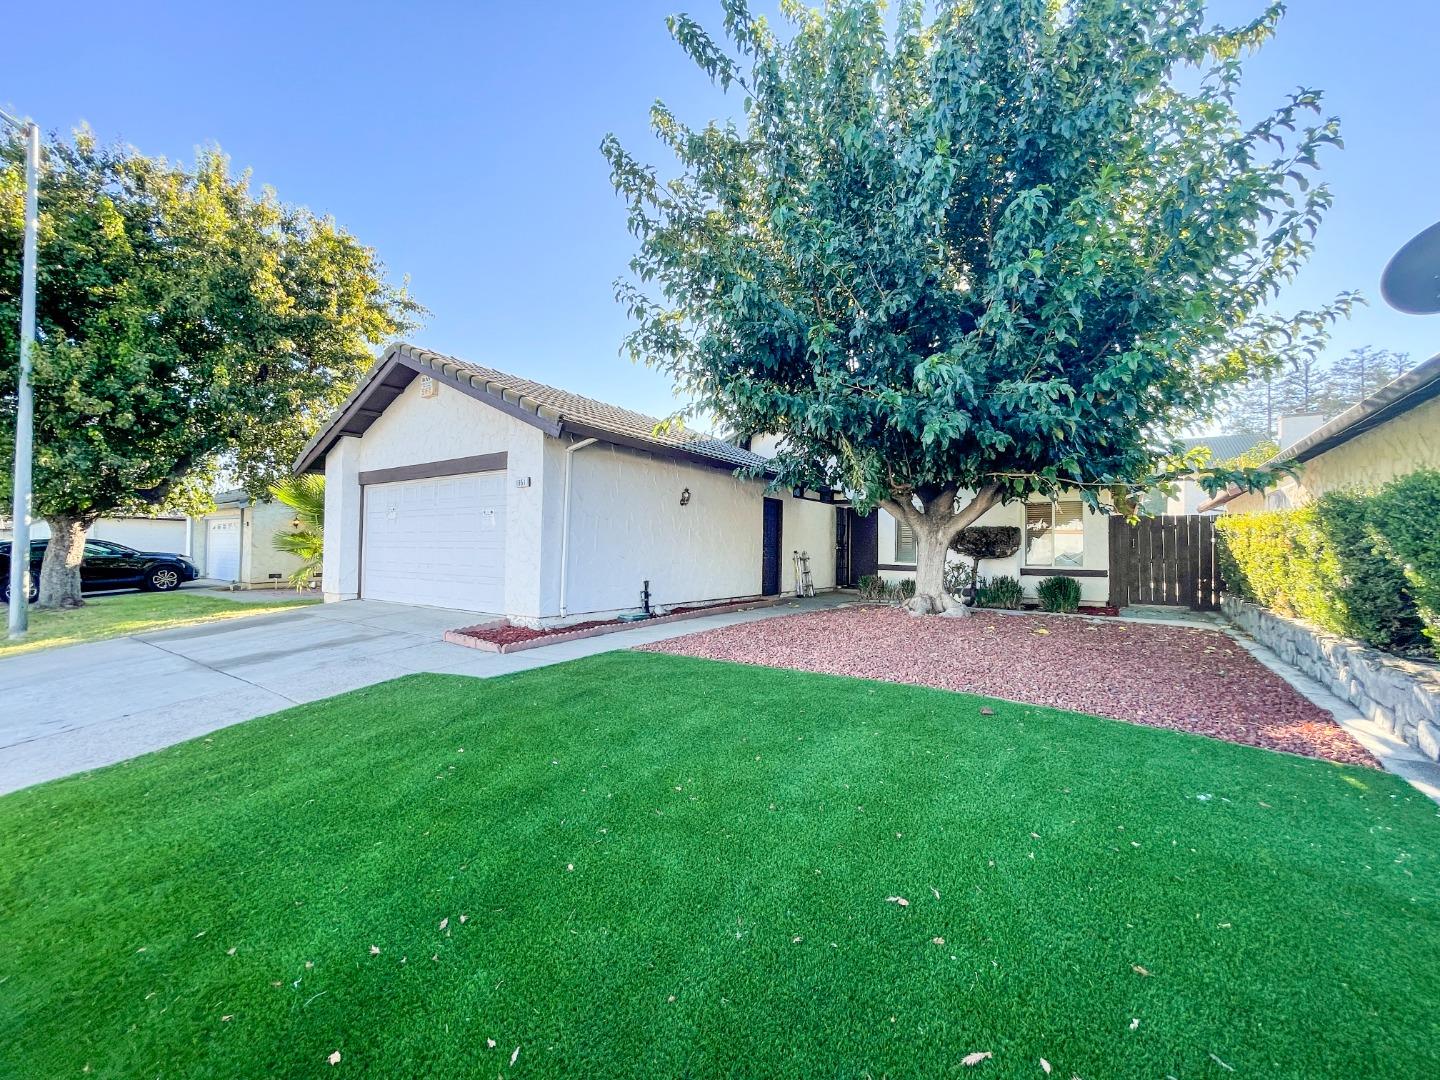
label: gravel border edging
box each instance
[442,595,800,654]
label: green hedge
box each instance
[1215,470,1440,658]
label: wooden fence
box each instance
[1107,514,1221,611]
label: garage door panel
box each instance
[361,471,506,612]
[206,519,241,582]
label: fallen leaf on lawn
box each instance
[932,937,945,945]
[792,935,803,943]
[1041,1058,1052,1074]
[486,1038,496,1049]
[221,1015,233,1022]
[960,1051,992,1066]
[305,961,314,970]
[227,948,237,956]
[979,706,995,716]
[439,918,448,931]
[566,863,574,872]
[368,946,380,956]
[459,915,469,923]
[1132,964,1150,976]
[885,896,910,907]
[327,1050,341,1065]
[929,886,941,899]
[510,1047,520,1067]
[1129,1018,1141,1031]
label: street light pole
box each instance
[2,110,38,637]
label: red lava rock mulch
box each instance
[639,605,1375,767]
[455,619,612,646]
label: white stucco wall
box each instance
[551,439,835,620]
[322,378,549,617]
[5,517,189,552]
[877,492,1111,604]
[318,376,836,622]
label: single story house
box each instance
[1201,353,1440,513]
[294,344,838,625]
[189,490,313,588]
[1,514,189,552]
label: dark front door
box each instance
[761,498,783,596]
[847,509,879,585]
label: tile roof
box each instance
[1176,433,1268,463]
[294,343,772,475]
[396,344,769,471]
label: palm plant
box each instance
[269,475,324,589]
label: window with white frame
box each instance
[1024,499,1085,568]
[894,520,918,564]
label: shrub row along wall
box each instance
[1214,470,1440,660]
[1221,596,1440,763]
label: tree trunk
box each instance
[38,515,88,609]
[883,485,1001,617]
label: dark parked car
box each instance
[0,538,200,603]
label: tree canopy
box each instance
[0,128,422,603]
[605,0,1351,611]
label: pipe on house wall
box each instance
[558,438,599,618]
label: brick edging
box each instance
[442,596,796,654]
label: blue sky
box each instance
[8,1,1439,422]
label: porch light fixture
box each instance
[680,487,691,506]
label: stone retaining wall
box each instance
[1221,596,1440,761]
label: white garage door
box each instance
[206,518,242,581]
[362,471,506,612]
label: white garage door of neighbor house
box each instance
[361,471,506,612]
[206,518,242,581]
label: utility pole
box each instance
[2,109,38,637]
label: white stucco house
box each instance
[294,344,839,625]
[1,514,189,552]
[189,490,313,588]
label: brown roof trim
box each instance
[1198,351,1440,511]
[294,344,790,483]
[293,346,564,474]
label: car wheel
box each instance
[1,578,40,604]
[146,566,182,592]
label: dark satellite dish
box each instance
[1381,220,1440,314]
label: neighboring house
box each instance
[1201,353,1440,513]
[189,490,313,588]
[0,514,189,552]
[1139,432,1275,516]
[294,344,838,625]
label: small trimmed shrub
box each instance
[1215,473,1434,658]
[1036,575,1082,613]
[856,574,917,606]
[975,574,1024,610]
[943,560,973,601]
[950,527,1021,601]
[856,574,890,603]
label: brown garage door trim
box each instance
[359,452,508,487]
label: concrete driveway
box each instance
[0,594,846,795]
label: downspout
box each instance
[558,437,598,619]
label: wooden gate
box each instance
[1108,514,1221,611]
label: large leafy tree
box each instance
[605,0,1351,613]
[0,129,422,606]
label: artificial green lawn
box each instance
[0,590,317,658]
[2,652,1438,1078]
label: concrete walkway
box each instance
[0,593,849,795]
